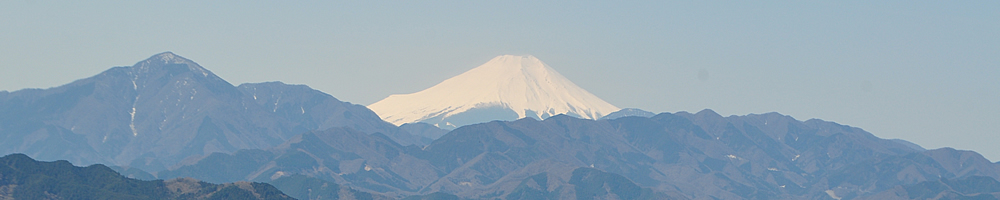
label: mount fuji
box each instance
[368,55,619,129]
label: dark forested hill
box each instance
[0,153,293,200]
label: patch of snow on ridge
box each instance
[368,55,619,127]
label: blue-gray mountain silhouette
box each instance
[0,52,428,172]
[600,108,656,120]
[155,110,1000,199]
[4,52,998,199]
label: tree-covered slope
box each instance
[0,153,294,200]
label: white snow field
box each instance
[369,55,619,128]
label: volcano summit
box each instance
[369,55,619,129]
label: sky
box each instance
[1,1,998,161]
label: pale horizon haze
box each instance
[1,1,998,161]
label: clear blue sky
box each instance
[2,1,998,161]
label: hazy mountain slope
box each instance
[666,110,927,198]
[820,148,1000,199]
[0,52,426,172]
[599,108,655,120]
[154,110,986,199]
[860,176,1000,200]
[416,116,682,198]
[0,153,294,200]
[567,167,676,200]
[270,174,394,200]
[399,122,449,140]
[418,111,916,199]
[159,127,439,198]
[890,139,927,152]
[0,52,286,171]
[369,55,619,129]
[158,149,277,184]
[238,82,430,146]
[108,165,157,180]
[413,110,952,199]
[401,192,463,200]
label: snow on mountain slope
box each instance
[368,55,619,128]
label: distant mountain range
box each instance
[153,109,1000,199]
[599,108,656,120]
[369,55,620,129]
[154,123,679,199]
[3,52,999,200]
[0,52,429,172]
[861,176,1000,199]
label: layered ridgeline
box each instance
[0,52,428,172]
[0,153,294,200]
[369,55,619,129]
[6,52,1000,199]
[157,109,1000,199]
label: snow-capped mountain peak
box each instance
[368,55,619,128]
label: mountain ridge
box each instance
[4,52,998,199]
[154,110,988,199]
[0,52,429,173]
